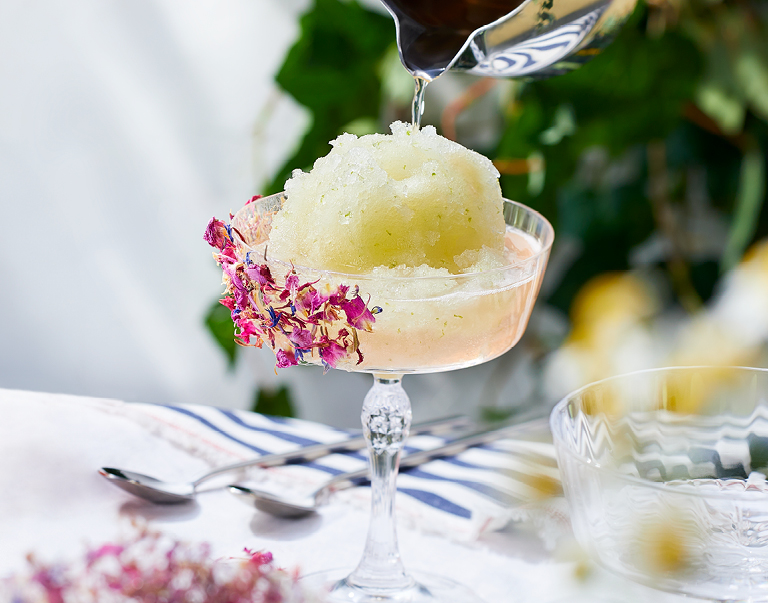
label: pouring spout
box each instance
[379,0,637,81]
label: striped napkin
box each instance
[115,403,559,542]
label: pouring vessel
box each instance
[381,0,639,81]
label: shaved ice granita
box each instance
[205,122,551,374]
[269,121,506,274]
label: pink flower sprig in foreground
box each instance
[204,197,381,371]
[2,526,322,603]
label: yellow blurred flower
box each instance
[634,511,703,576]
[669,317,759,369]
[544,273,659,401]
[742,238,768,273]
[520,471,563,500]
[544,238,768,405]
[568,272,658,346]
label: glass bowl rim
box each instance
[232,192,555,283]
[550,365,768,500]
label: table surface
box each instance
[0,388,684,603]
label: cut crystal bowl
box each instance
[551,366,768,601]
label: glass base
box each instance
[302,568,487,603]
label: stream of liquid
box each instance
[411,78,428,129]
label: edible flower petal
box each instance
[341,295,376,332]
[319,340,347,370]
[289,328,313,349]
[203,218,229,250]
[235,319,259,344]
[276,348,298,368]
[205,205,381,370]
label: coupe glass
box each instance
[230,192,553,602]
[551,366,768,602]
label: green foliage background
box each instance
[206,0,768,417]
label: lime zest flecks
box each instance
[204,207,381,371]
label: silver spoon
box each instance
[98,415,469,504]
[229,416,550,518]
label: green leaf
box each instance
[539,104,576,146]
[204,299,238,369]
[265,0,394,194]
[527,151,546,196]
[529,7,703,152]
[340,117,381,136]
[494,3,702,229]
[721,148,766,272]
[252,385,296,418]
[736,53,768,123]
[480,406,519,423]
[695,81,745,135]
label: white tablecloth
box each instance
[0,388,681,602]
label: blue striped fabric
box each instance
[139,403,557,538]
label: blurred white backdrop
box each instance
[0,0,312,410]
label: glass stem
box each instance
[347,374,414,592]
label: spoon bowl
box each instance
[229,484,321,518]
[99,468,195,504]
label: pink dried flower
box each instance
[288,328,314,350]
[244,548,273,565]
[341,296,376,331]
[219,245,238,265]
[3,527,322,603]
[245,264,275,287]
[276,347,298,368]
[285,272,300,295]
[294,287,325,316]
[235,318,259,344]
[328,284,349,306]
[204,201,381,370]
[86,544,124,565]
[204,218,229,250]
[230,272,250,311]
[319,339,348,370]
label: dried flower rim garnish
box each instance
[205,195,382,371]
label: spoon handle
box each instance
[320,414,551,494]
[191,414,470,487]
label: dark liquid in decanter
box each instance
[385,0,527,79]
